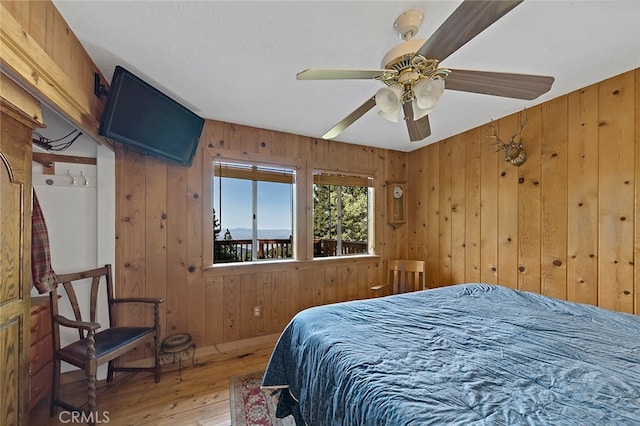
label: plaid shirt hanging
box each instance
[31,189,57,293]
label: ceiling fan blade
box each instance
[416,0,523,62]
[445,69,554,100]
[402,103,431,142]
[322,96,377,139]
[297,68,397,80]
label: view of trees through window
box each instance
[313,175,371,257]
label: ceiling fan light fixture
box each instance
[375,83,403,122]
[414,78,445,110]
[378,108,401,123]
[411,98,431,120]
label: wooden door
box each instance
[0,77,42,426]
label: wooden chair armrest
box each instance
[112,297,165,305]
[54,314,100,333]
[370,284,388,291]
[112,297,164,329]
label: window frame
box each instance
[202,152,378,271]
[312,169,375,258]
[205,155,300,267]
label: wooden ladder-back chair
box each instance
[49,264,165,420]
[371,259,426,296]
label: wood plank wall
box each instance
[0,1,107,140]
[408,69,640,315]
[4,1,638,357]
[1,0,408,355]
[115,123,408,355]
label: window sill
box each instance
[202,255,380,276]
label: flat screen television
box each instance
[98,66,204,166]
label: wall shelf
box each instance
[32,152,96,175]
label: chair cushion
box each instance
[59,327,155,366]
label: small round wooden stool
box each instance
[160,333,197,381]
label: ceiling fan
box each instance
[297,0,554,142]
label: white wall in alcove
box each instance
[31,105,115,378]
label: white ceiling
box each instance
[51,0,640,152]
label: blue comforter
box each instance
[262,284,640,425]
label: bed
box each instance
[261,283,640,425]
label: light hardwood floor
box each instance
[30,340,276,425]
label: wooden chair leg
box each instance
[86,368,98,426]
[107,360,115,382]
[154,334,161,383]
[153,303,162,383]
[50,357,61,417]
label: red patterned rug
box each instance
[229,372,295,426]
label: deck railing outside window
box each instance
[214,239,292,263]
[313,239,367,257]
[213,238,367,263]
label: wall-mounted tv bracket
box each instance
[94,72,109,98]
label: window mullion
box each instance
[252,178,258,261]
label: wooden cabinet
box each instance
[1,73,43,425]
[29,297,52,410]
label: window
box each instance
[313,172,373,257]
[213,161,294,263]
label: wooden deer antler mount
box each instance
[487,110,528,167]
